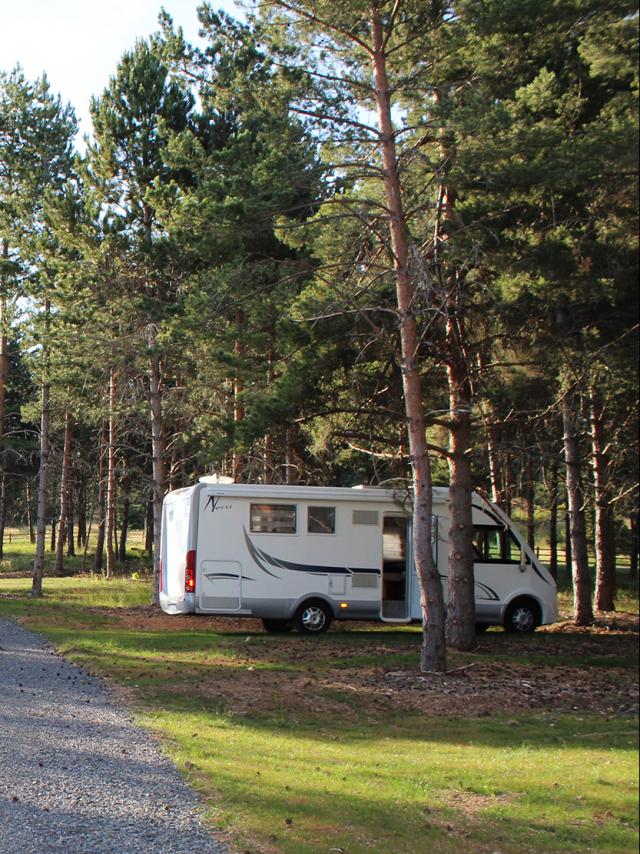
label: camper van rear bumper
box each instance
[159,592,196,615]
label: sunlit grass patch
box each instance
[0,575,637,854]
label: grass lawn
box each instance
[0,572,637,854]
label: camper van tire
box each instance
[503,597,542,633]
[294,600,333,635]
[262,619,293,634]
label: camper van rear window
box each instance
[250,503,297,534]
[308,506,336,534]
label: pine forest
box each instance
[0,1,638,669]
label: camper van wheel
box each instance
[262,619,293,634]
[503,598,541,633]
[294,601,332,635]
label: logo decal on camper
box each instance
[205,495,232,513]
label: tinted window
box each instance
[308,506,335,534]
[250,504,296,534]
[473,526,521,563]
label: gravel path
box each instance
[0,617,228,854]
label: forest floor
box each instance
[1,575,638,854]
[102,606,640,721]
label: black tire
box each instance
[294,600,333,635]
[262,618,293,634]
[503,598,541,634]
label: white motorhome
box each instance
[159,479,558,634]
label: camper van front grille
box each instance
[351,573,379,589]
[200,596,240,611]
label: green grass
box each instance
[0,527,151,575]
[0,575,637,854]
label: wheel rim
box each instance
[301,606,326,631]
[511,606,534,632]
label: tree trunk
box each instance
[630,511,638,580]
[144,495,154,556]
[564,500,572,572]
[445,302,475,651]
[105,369,118,579]
[502,456,513,517]
[525,455,535,550]
[148,344,166,603]
[548,461,558,579]
[67,484,75,557]
[93,422,107,573]
[0,243,9,561]
[77,479,87,550]
[371,4,445,671]
[54,411,73,574]
[26,478,35,544]
[32,306,51,598]
[589,386,616,611]
[118,459,130,563]
[0,473,6,561]
[232,309,245,482]
[561,395,593,625]
[285,427,296,485]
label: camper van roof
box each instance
[187,481,451,505]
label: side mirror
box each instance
[519,548,527,572]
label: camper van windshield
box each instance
[473,526,520,563]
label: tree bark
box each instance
[0,474,6,561]
[630,511,638,580]
[54,411,73,575]
[548,461,558,579]
[26,478,35,544]
[561,395,594,625]
[93,422,107,573]
[144,495,154,556]
[525,454,535,550]
[32,305,51,598]
[148,343,166,603]
[0,243,9,562]
[589,385,616,611]
[67,484,75,557]
[105,369,118,578]
[371,3,446,671]
[232,309,245,482]
[445,300,475,651]
[77,478,87,550]
[118,458,130,563]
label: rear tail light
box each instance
[185,550,196,593]
[159,559,163,593]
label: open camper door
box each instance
[380,515,411,622]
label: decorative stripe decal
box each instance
[243,527,380,578]
[243,530,281,578]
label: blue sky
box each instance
[1,0,243,139]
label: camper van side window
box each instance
[250,504,297,534]
[308,506,336,534]
[473,526,521,563]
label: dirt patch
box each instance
[102,608,640,721]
